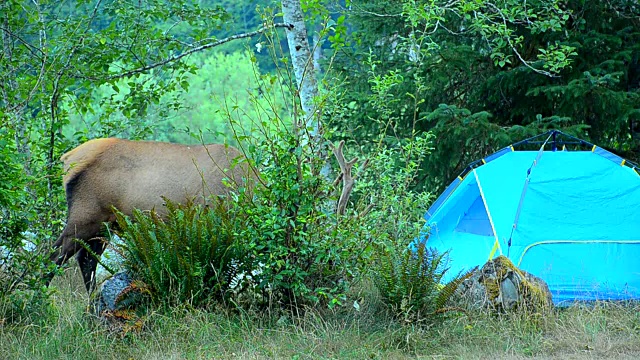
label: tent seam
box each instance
[472,169,502,258]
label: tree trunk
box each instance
[280,0,320,138]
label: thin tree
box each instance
[281,0,321,144]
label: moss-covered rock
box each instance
[456,256,553,313]
[90,272,150,335]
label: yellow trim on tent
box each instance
[562,145,566,151]
[621,159,626,166]
[591,145,597,152]
[516,240,640,267]
[635,168,639,176]
[481,159,486,164]
[473,169,503,258]
[457,175,463,181]
[510,145,515,152]
[488,238,501,260]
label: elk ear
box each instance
[331,140,368,215]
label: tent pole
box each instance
[506,132,555,256]
[473,169,502,259]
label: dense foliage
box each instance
[0,128,57,323]
[329,0,640,191]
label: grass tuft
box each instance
[3,272,640,359]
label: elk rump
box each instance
[48,138,254,293]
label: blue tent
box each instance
[423,131,640,304]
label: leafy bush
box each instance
[0,127,60,324]
[229,128,362,309]
[111,129,361,310]
[114,199,251,308]
[113,124,450,315]
[110,23,458,315]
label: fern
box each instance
[373,241,472,323]
[113,199,250,308]
[434,268,476,311]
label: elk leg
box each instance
[77,237,108,293]
[46,220,104,287]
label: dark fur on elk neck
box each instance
[63,168,85,211]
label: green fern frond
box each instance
[435,267,477,311]
[113,199,246,308]
[373,241,472,323]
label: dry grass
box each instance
[1,269,640,359]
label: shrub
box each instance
[110,28,456,315]
[112,131,362,310]
[344,132,473,323]
[229,129,361,309]
[0,127,60,324]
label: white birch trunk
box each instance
[280,0,320,137]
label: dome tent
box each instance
[422,130,640,304]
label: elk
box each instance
[47,138,255,293]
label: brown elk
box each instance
[47,138,255,293]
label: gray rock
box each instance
[91,271,148,315]
[95,234,125,280]
[499,272,519,309]
[456,255,553,312]
[96,272,132,312]
[90,271,150,334]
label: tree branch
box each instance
[77,23,290,81]
[0,25,46,60]
[485,3,558,78]
[331,140,367,215]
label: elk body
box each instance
[48,138,254,293]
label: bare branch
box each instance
[485,2,558,78]
[78,23,290,81]
[332,172,343,188]
[352,8,403,18]
[331,140,360,215]
[357,203,374,219]
[0,25,46,60]
[437,21,466,35]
